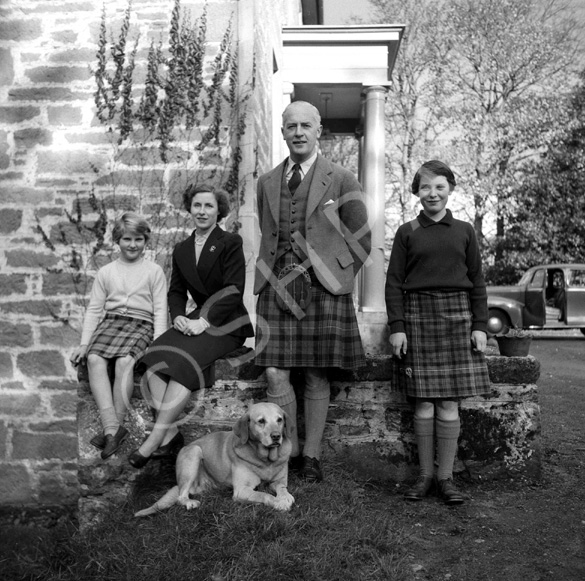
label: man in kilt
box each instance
[254,101,371,482]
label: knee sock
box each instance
[99,406,120,436]
[266,383,299,457]
[414,417,435,479]
[436,417,461,481]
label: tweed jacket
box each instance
[169,226,254,338]
[254,154,371,296]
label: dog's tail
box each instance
[134,485,180,518]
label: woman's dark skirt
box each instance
[140,326,244,392]
[87,314,153,360]
[254,256,365,370]
[393,291,491,399]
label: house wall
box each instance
[0,0,296,511]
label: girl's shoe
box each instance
[89,433,106,451]
[150,431,185,459]
[437,478,465,505]
[101,426,128,459]
[404,476,434,501]
[128,449,151,469]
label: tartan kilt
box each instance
[393,291,491,399]
[87,314,154,360]
[254,260,365,370]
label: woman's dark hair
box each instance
[411,160,457,194]
[182,185,230,220]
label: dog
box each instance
[134,402,295,517]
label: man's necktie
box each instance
[288,163,302,195]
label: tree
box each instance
[488,70,585,283]
[443,0,579,256]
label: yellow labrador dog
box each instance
[134,402,294,517]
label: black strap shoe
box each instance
[437,478,465,505]
[150,431,185,459]
[404,476,434,501]
[100,426,128,459]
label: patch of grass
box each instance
[1,461,410,581]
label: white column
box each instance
[361,85,387,312]
[357,85,389,354]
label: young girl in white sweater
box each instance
[71,212,167,460]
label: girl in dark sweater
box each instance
[385,160,491,505]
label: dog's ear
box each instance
[282,410,294,441]
[233,413,250,445]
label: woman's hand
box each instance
[173,316,190,333]
[389,332,408,358]
[185,319,208,336]
[70,345,88,366]
[471,330,487,352]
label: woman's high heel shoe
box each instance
[150,431,184,460]
[128,449,151,469]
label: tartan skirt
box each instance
[393,291,491,399]
[254,256,365,370]
[87,314,154,360]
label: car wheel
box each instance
[487,309,511,336]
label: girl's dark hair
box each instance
[182,185,230,220]
[411,160,457,194]
[112,212,151,243]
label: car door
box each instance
[566,267,585,325]
[522,268,546,326]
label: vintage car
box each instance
[486,264,585,336]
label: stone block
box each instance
[0,353,13,378]
[38,149,107,174]
[30,420,76,433]
[17,350,67,377]
[0,322,33,348]
[0,273,27,295]
[42,271,89,296]
[0,464,34,504]
[49,392,78,418]
[0,47,14,86]
[13,127,52,148]
[12,431,77,461]
[0,208,23,233]
[0,19,42,41]
[5,249,59,269]
[0,106,41,124]
[0,393,41,416]
[0,422,6,458]
[0,300,63,318]
[25,65,91,83]
[38,469,79,505]
[39,378,78,391]
[1,186,53,204]
[9,87,79,101]
[40,324,80,348]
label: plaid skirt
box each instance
[254,256,365,369]
[87,314,154,360]
[393,291,491,399]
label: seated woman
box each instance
[129,185,254,468]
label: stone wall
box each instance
[0,0,294,512]
[77,352,541,527]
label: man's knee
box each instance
[304,369,330,401]
[265,367,296,407]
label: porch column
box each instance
[357,85,389,354]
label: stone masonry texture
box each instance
[0,0,289,514]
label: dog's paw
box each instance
[274,493,295,512]
[178,498,201,510]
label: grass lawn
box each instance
[1,460,410,581]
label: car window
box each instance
[568,269,585,287]
[529,269,545,288]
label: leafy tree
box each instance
[487,71,585,283]
[442,0,579,255]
